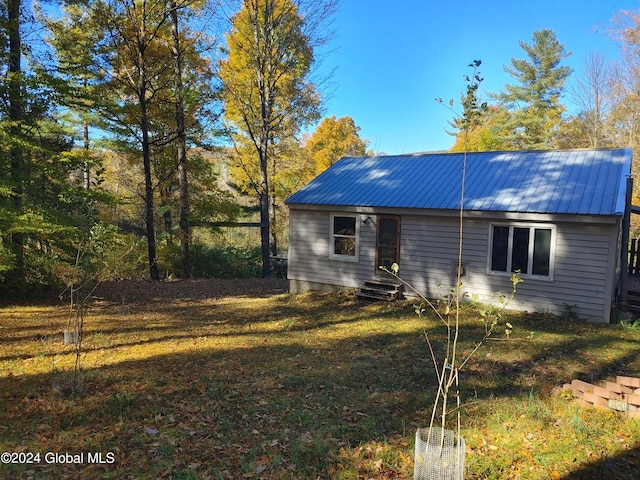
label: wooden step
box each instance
[357,279,403,301]
[627,291,640,313]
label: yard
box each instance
[1,279,639,479]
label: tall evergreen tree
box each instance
[492,29,572,149]
[44,4,106,190]
[2,0,26,278]
[1,0,100,286]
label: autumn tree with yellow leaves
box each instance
[219,0,335,277]
[304,115,371,174]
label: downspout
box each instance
[618,175,633,313]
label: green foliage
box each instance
[491,29,572,149]
[447,60,488,132]
[30,221,267,287]
[26,224,150,288]
[448,32,574,152]
[446,61,515,152]
[84,224,148,281]
[620,318,640,330]
[188,153,242,223]
[189,244,262,279]
[0,1,114,288]
[0,244,16,279]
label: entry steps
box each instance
[357,278,403,301]
[627,291,640,315]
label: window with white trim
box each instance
[489,224,554,279]
[330,214,359,261]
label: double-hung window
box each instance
[489,224,554,279]
[330,214,359,261]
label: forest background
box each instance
[2,0,640,294]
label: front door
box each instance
[376,216,401,271]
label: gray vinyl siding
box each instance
[288,209,377,289]
[399,216,618,322]
[288,207,620,323]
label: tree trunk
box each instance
[170,1,190,278]
[259,148,271,278]
[162,191,173,245]
[142,102,159,281]
[138,50,159,280]
[82,75,91,189]
[8,0,24,277]
[270,193,278,256]
[133,2,159,281]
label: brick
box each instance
[628,410,640,419]
[571,388,584,398]
[583,392,610,407]
[593,386,621,400]
[609,399,638,412]
[571,379,594,393]
[606,382,634,394]
[616,376,640,388]
[623,393,640,407]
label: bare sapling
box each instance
[379,61,523,479]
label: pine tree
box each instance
[1,0,101,286]
[492,29,572,149]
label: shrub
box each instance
[189,244,261,278]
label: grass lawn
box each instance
[1,278,639,479]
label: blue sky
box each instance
[313,0,639,154]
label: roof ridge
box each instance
[344,147,630,160]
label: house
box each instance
[285,148,633,323]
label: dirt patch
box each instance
[93,277,289,305]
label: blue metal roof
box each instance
[285,149,632,216]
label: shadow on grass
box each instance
[1,289,640,479]
[560,444,640,480]
[0,293,400,362]
[430,309,640,400]
[0,330,429,479]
